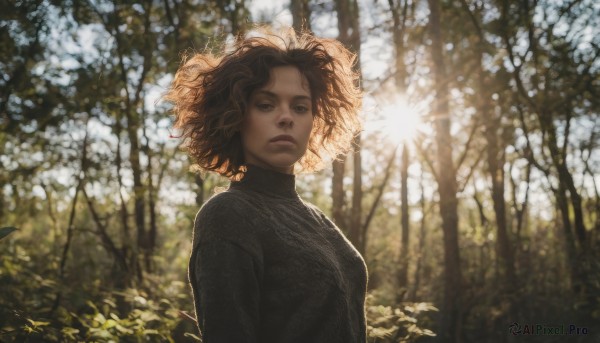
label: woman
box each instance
[166,28,367,342]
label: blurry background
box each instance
[0,0,598,342]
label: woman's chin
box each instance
[259,158,299,173]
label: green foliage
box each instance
[366,294,437,343]
[3,295,188,342]
[0,237,198,342]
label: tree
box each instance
[499,0,599,316]
[334,0,365,253]
[0,1,66,226]
[459,0,516,297]
[291,0,312,33]
[385,0,416,300]
[427,0,463,341]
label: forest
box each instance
[0,0,598,342]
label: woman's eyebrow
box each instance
[254,90,311,101]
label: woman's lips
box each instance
[270,140,295,147]
[269,135,297,144]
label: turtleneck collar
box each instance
[230,164,299,199]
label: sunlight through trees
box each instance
[1,0,598,342]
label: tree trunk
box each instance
[332,157,347,231]
[334,0,363,252]
[388,0,410,92]
[227,0,248,36]
[410,169,427,301]
[461,0,517,293]
[554,182,581,291]
[389,0,411,299]
[335,0,360,51]
[479,65,516,292]
[539,112,587,247]
[427,0,462,341]
[291,0,312,33]
[540,113,595,310]
[51,121,89,314]
[397,143,410,300]
[0,178,4,222]
[509,161,530,241]
[115,111,136,283]
[143,122,157,273]
[125,109,147,281]
[110,3,154,282]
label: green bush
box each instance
[0,237,198,342]
[366,293,437,343]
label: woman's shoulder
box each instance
[199,188,254,213]
[193,189,260,243]
[299,199,329,219]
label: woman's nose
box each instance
[277,108,294,128]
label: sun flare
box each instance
[368,95,424,144]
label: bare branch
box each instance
[455,115,479,172]
[457,146,485,194]
[362,145,399,234]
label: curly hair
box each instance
[164,27,362,179]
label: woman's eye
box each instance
[257,103,274,111]
[294,105,309,113]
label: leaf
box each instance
[143,329,159,335]
[102,319,117,330]
[183,332,202,341]
[61,327,80,339]
[103,298,117,308]
[115,323,133,334]
[26,318,50,327]
[138,311,160,323]
[0,227,18,240]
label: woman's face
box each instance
[241,65,314,174]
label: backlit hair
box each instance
[164,27,362,179]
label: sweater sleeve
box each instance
[189,193,263,343]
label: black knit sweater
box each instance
[189,164,368,342]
